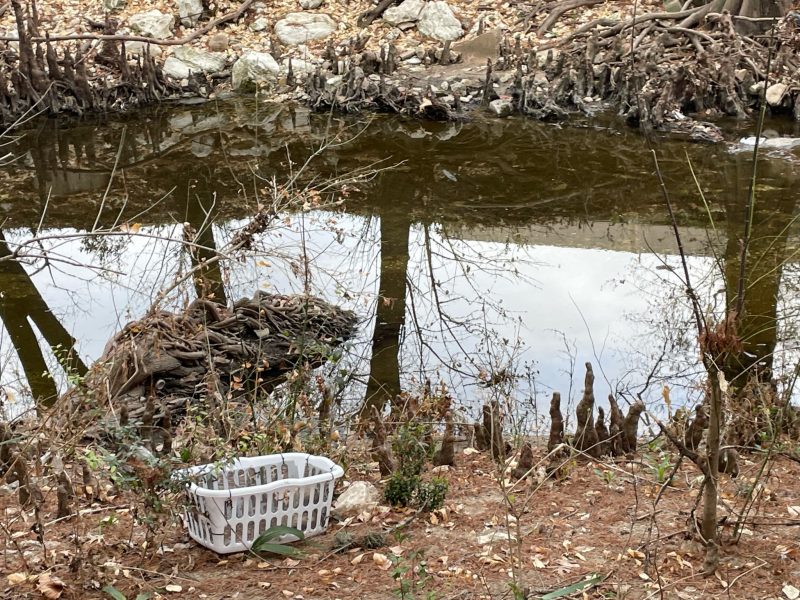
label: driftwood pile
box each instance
[65,291,358,433]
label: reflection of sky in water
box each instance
[2,210,795,426]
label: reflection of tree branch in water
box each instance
[0,229,87,408]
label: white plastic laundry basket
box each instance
[179,453,343,554]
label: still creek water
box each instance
[1,100,799,428]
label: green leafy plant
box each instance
[251,525,305,557]
[102,586,153,600]
[416,477,448,510]
[390,549,434,599]
[384,424,448,511]
[648,452,672,484]
[384,474,420,507]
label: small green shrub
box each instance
[385,473,420,507]
[416,477,448,511]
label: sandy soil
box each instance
[3,442,800,600]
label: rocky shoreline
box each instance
[1,0,799,140]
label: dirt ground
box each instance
[4,442,800,600]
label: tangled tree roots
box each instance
[508,11,800,135]
[62,292,358,434]
[0,0,184,124]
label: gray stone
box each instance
[169,112,195,130]
[178,0,203,27]
[489,98,513,117]
[124,41,163,58]
[275,12,336,45]
[332,481,380,518]
[163,57,191,79]
[128,10,174,39]
[250,17,270,32]
[476,528,516,545]
[103,0,126,10]
[417,1,463,41]
[282,57,315,74]
[299,0,324,8]
[452,28,501,64]
[325,74,343,90]
[174,46,227,73]
[207,33,229,51]
[191,135,216,158]
[766,82,788,106]
[383,0,425,26]
[231,51,280,91]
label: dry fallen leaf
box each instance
[120,222,142,233]
[7,573,27,586]
[373,552,392,570]
[37,573,65,599]
[351,553,365,565]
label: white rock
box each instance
[275,12,336,45]
[174,46,227,73]
[163,56,191,79]
[128,10,175,39]
[476,528,516,545]
[283,57,315,74]
[325,74,344,90]
[103,0,126,10]
[231,51,280,91]
[125,41,162,58]
[299,0,324,8]
[766,82,788,106]
[177,0,203,27]
[250,16,269,32]
[489,98,513,117]
[417,1,463,41]
[383,0,426,26]
[332,481,380,518]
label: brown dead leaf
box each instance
[8,573,28,586]
[373,552,392,570]
[120,222,142,233]
[37,573,65,599]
